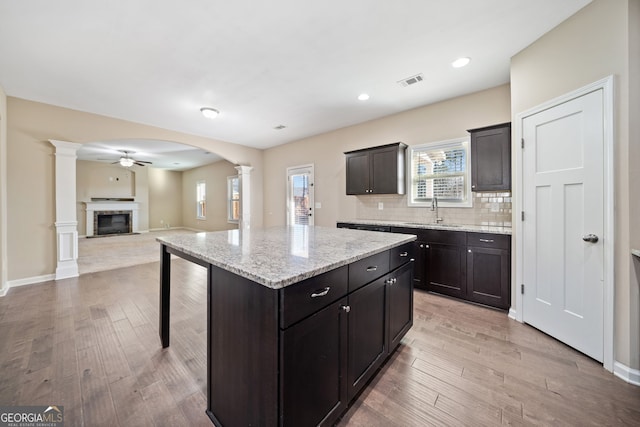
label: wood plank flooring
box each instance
[1,259,638,426]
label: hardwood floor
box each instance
[1,260,638,426]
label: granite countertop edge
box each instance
[632,249,640,258]
[158,231,416,289]
[338,219,512,235]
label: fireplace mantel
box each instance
[84,201,139,237]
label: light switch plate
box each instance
[315,202,322,209]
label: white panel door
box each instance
[522,89,604,361]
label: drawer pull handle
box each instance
[311,287,330,298]
[479,239,494,243]
[399,252,408,257]
[366,266,378,272]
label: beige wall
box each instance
[182,160,239,231]
[0,86,7,293]
[6,97,262,281]
[628,0,640,374]
[148,168,183,230]
[263,84,511,228]
[511,0,638,369]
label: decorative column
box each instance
[50,140,82,280]
[235,165,253,230]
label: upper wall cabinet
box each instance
[468,123,511,192]
[345,143,407,195]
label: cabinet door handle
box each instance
[386,278,396,285]
[425,244,429,249]
[399,252,408,257]
[479,239,494,243]
[468,249,472,253]
[366,266,378,272]
[340,305,351,313]
[310,287,330,298]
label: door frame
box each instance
[514,75,615,372]
[286,164,315,226]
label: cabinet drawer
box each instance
[422,229,466,246]
[390,242,414,270]
[348,251,390,292]
[467,233,510,250]
[280,266,348,329]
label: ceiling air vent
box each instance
[273,125,287,130]
[397,73,424,87]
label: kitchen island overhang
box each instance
[157,225,416,426]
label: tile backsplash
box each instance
[355,192,512,227]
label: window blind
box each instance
[411,144,467,201]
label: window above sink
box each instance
[407,137,472,208]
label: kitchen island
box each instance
[157,225,416,426]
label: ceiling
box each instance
[0,0,591,168]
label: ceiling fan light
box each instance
[200,107,220,119]
[120,157,134,167]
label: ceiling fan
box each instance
[101,151,152,167]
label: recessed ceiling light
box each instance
[200,107,219,119]
[452,57,471,68]
[358,93,370,101]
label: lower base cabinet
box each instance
[281,298,348,427]
[348,275,387,400]
[425,242,467,299]
[389,226,511,310]
[280,252,414,426]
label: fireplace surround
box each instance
[84,201,139,237]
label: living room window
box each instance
[408,137,472,207]
[196,180,206,219]
[227,175,240,223]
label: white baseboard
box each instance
[0,286,7,297]
[7,274,56,289]
[614,361,640,386]
[508,308,518,320]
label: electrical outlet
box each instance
[490,202,500,213]
[378,202,384,210]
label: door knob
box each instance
[582,234,599,243]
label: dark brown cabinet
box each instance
[468,122,511,191]
[387,262,414,351]
[347,275,387,400]
[280,246,414,426]
[281,298,348,427]
[466,233,511,309]
[425,242,467,299]
[385,225,511,310]
[345,143,406,195]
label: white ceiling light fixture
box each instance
[200,107,220,119]
[358,93,370,101]
[119,157,135,167]
[452,57,471,68]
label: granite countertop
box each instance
[632,249,640,258]
[338,219,512,235]
[157,225,416,289]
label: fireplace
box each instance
[95,211,132,235]
[84,201,139,237]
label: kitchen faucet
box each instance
[431,196,443,223]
